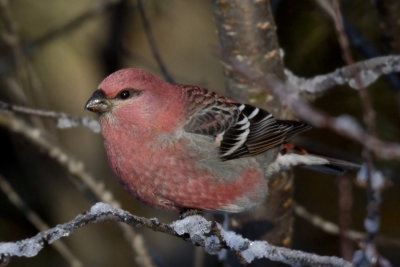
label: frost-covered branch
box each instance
[0,202,351,267]
[220,53,400,160]
[0,100,100,133]
[285,55,400,94]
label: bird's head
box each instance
[85,68,183,131]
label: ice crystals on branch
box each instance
[335,115,363,136]
[1,203,351,266]
[171,215,351,266]
[56,116,101,133]
[357,164,385,191]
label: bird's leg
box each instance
[179,208,202,219]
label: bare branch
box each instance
[294,204,400,248]
[0,174,83,267]
[0,202,352,267]
[285,55,400,94]
[0,100,100,133]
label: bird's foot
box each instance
[179,208,202,219]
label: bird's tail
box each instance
[265,143,360,176]
[300,155,360,175]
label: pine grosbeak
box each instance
[85,68,357,213]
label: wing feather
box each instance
[181,85,310,161]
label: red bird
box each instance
[85,68,357,213]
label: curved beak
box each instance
[85,90,110,114]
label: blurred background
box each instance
[0,0,399,266]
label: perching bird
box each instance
[85,68,358,213]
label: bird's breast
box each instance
[102,125,268,213]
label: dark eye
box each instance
[119,90,130,99]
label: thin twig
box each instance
[0,0,28,90]
[338,175,354,260]
[0,114,156,267]
[330,1,389,265]
[0,0,48,110]
[137,0,175,83]
[0,100,100,133]
[0,174,83,267]
[0,202,352,267]
[294,204,400,248]
[331,0,376,134]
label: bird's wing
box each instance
[181,85,310,161]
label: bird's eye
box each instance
[119,90,130,99]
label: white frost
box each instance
[349,70,379,89]
[89,202,115,214]
[335,115,363,135]
[241,241,270,263]
[57,117,101,133]
[204,236,220,255]
[357,164,385,190]
[0,240,43,258]
[364,217,380,234]
[171,215,211,246]
[220,228,245,251]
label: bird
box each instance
[85,68,358,213]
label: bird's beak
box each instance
[85,90,110,114]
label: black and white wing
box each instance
[218,104,310,160]
[182,86,310,161]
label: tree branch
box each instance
[0,100,100,133]
[222,54,400,160]
[0,202,352,267]
[285,55,400,94]
[294,204,400,248]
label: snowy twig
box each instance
[0,174,83,267]
[313,0,400,92]
[0,114,155,267]
[0,202,352,267]
[285,55,400,94]
[0,100,100,133]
